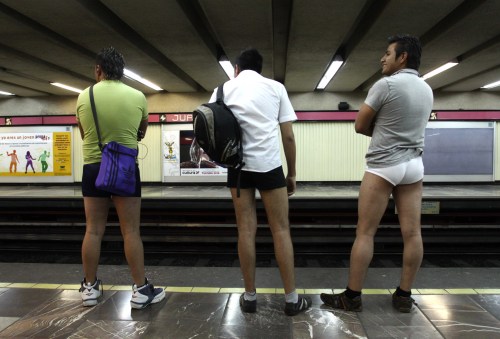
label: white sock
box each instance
[285,290,299,303]
[244,291,256,301]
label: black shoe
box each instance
[284,296,312,316]
[392,292,416,313]
[320,291,362,312]
[239,293,256,313]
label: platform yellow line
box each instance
[192,287,220,293]
[417,289,448,294]
[305,289,332,294]
[109,285,130,291]
[1,283,499,296]
[276,288,305,294]
[362,289,391,295]
[475,289,500,294]
[165,286,192,292]
[220,287,245,294]
[59,284,81,290]
[8,283,36,288]
[33,283,61,289]
[445,288,477,294]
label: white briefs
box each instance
[366,156,424,186]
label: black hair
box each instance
[387,34,422,71]
[95,46,125,80]
[235,48,263,74]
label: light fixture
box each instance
[422,61,459,80]
[50,82,82,93]
[124,69,163,91]
[481,80,500,89]
[219,55,234,79]
[316,55,344,90]
[0,90,14,96]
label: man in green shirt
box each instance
[76,46,164,309]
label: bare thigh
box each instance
[259,187,289,233]
[230,188,258,233]
[392,180,423,237]
[357,172,393,236]
[83,197,110,235]
[112,196,141,234]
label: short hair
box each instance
[235,48,263,74]
[387,34,422,71]
[95,46,125,80]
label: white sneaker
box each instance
[79,279,102,307]
[130,279,165,309]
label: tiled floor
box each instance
[0,264,500,338]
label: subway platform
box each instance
[0,183,500,338]
[0,264,500,338]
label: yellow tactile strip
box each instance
[0,283,499,295]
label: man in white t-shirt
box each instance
[210,48,310,316]
[321,35,433,313]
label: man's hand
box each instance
[286,175,296,196]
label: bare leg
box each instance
[347,172,393,291]
[260,187,296,294]
[393,180,424,291]
[82,197,110,283]
[231,188,258,292]
[113,196,145,286]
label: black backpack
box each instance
[193,84,244,169]
[193,84,245,196]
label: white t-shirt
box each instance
[209,70,297,172]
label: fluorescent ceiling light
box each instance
[50,82,82,93]
[316,55,343,90]
[422,61,459,80]
[219,60,234,79]
[124,69,163,91]
[481,80,500,89]
[0,90,14,96]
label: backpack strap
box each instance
[216,82,243,198]
[216,84,224,103]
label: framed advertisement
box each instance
[0,126,73,183]
[161,123,227,183]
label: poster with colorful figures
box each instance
[0,126,73,183]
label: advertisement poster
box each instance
[161,124,226,183]
[0,126,73,183]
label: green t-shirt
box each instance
[76,80,148,165]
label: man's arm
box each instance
[77,121,85,140]
[354,103,377,137]
[280,121,296,196]
[137,118,148,141]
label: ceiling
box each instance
[0,0,499,98]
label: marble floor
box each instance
[0,264,499,338]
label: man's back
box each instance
[211,70,296,172]
[366,69,433,167]
[76,80,147,164]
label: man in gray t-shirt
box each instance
[365,68,433,168]
[321,35,433,313]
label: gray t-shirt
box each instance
[364,68,434,168]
